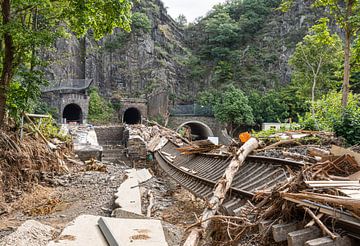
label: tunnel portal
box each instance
[123,107,141,124]
[63,103,83,124]
[177,121,214,140]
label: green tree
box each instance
[0,0,132,126]
[288,18,342,126]
[199,85,254,134]
[175,14,187,27]
[88,88,115,124]
[281,0,360,107]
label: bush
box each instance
[88,88,115,124]
[299,91,360,131]
[300,90,360,145]
[333,109,360,145]
[132,12,152,32]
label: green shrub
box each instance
[88,88,115,124]
[132,12,152,32]
[333,109,360,145]
[300,91,360,131]
[300,90,360,145]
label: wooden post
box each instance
[183,138,259,246]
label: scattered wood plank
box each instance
[282,192,360,216]
[146,190,154,217]
[331,145,360,166]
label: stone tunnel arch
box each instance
[123,107,142,124]
[177,121,214,140]
[63,103,83,124]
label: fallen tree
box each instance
[183,137,259,246]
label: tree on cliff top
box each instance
[281,0,360,107]
[0,0,133,126]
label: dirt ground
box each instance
[0,160,205,243]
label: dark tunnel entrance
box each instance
[63,103,83,124]
[123,107,141,124]
[177,121,214,140]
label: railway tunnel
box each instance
[177,121,214,140]
[63,103,83,124]
[123,107,141,124]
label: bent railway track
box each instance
[155,141,304,214]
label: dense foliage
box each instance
[0,0,133,126]
[300,91,360,144]
[88,88,115,124]
[198,86,254,133]
[185,0,301,93]
[281,0,360,107]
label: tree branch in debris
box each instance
[303,207,338,240]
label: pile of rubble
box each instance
[183,141,360,245]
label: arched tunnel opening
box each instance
[123,107,141,124]
[63,103,83,124]
[177,121,214,140]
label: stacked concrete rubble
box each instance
[125,124,161,163]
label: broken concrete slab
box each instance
[114,169,142,215]
[98,217,168,246]
[48,215,107,246]
[135,169,153,183]
[111,209,183,246]
[0,220,54,246]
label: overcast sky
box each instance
[162,0,227,22]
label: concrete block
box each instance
[114,173,142,215]
[111,209,184,246]
[98,217,168,246]
[287,226,321,246]
[272,222,300,242]
[305,235,356,246]
[48,215,107,246]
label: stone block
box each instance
[287,226,321,246]
[272,222,300,242]
[305,235,356,246]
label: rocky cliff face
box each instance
[44,0,188,117]
[44,0,319,114]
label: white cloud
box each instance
[162,0,226,22]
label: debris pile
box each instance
[191,144,360,245]
[127,135,147,161]
[0,128,71,209]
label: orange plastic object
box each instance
[239,132,251,143]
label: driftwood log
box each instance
[183,138,259,246]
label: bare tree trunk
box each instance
[183,138,259,246]
[0,0,14,127]
[311,76,316,124]
[341,0,354,108]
